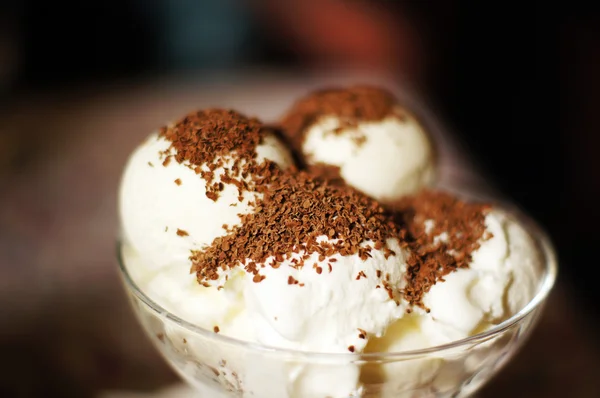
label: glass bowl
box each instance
[117,202,557,398]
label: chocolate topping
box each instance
[190,171,401,284]
[279,86,411,182]
[394,191,492,307]
[159,109,279,201]
[306,164,345,186]
[160,109,263,168]
[280,86,401,149]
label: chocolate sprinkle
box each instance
[280,86,403,151]
[307,164,345,186]
[190,171,401,284]
[159,109,281,201]
[159,109,262,169]
[394,191,491,307]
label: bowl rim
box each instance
[117,191,558,360]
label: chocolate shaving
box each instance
[191,171,401,284]
[393,191,491,307]
[159,109,262,170]
[159,109,282,201]
[280,86,403,151]
[307,164,345,186]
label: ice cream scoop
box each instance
[119,95,545,397]
[119,109,294,273]
[280,86,436,202]
[359,191,544,396]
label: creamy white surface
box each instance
[302,112,436,202]
[123,208,542,397]
[422,210,541,344]
[125,236,410,397]
[245,237,408,353]
[242,237,409,397]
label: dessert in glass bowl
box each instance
[117,86,557,397]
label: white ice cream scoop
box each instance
[280,86,436,202]
[119,120,294,273]
[301,110,436,202]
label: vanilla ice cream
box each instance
[280,86,436,202]
[120,110,294,273]
[119,94,544,398]
[358,194,543,397]
[421,209,542,343]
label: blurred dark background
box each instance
[0,0,598,397]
